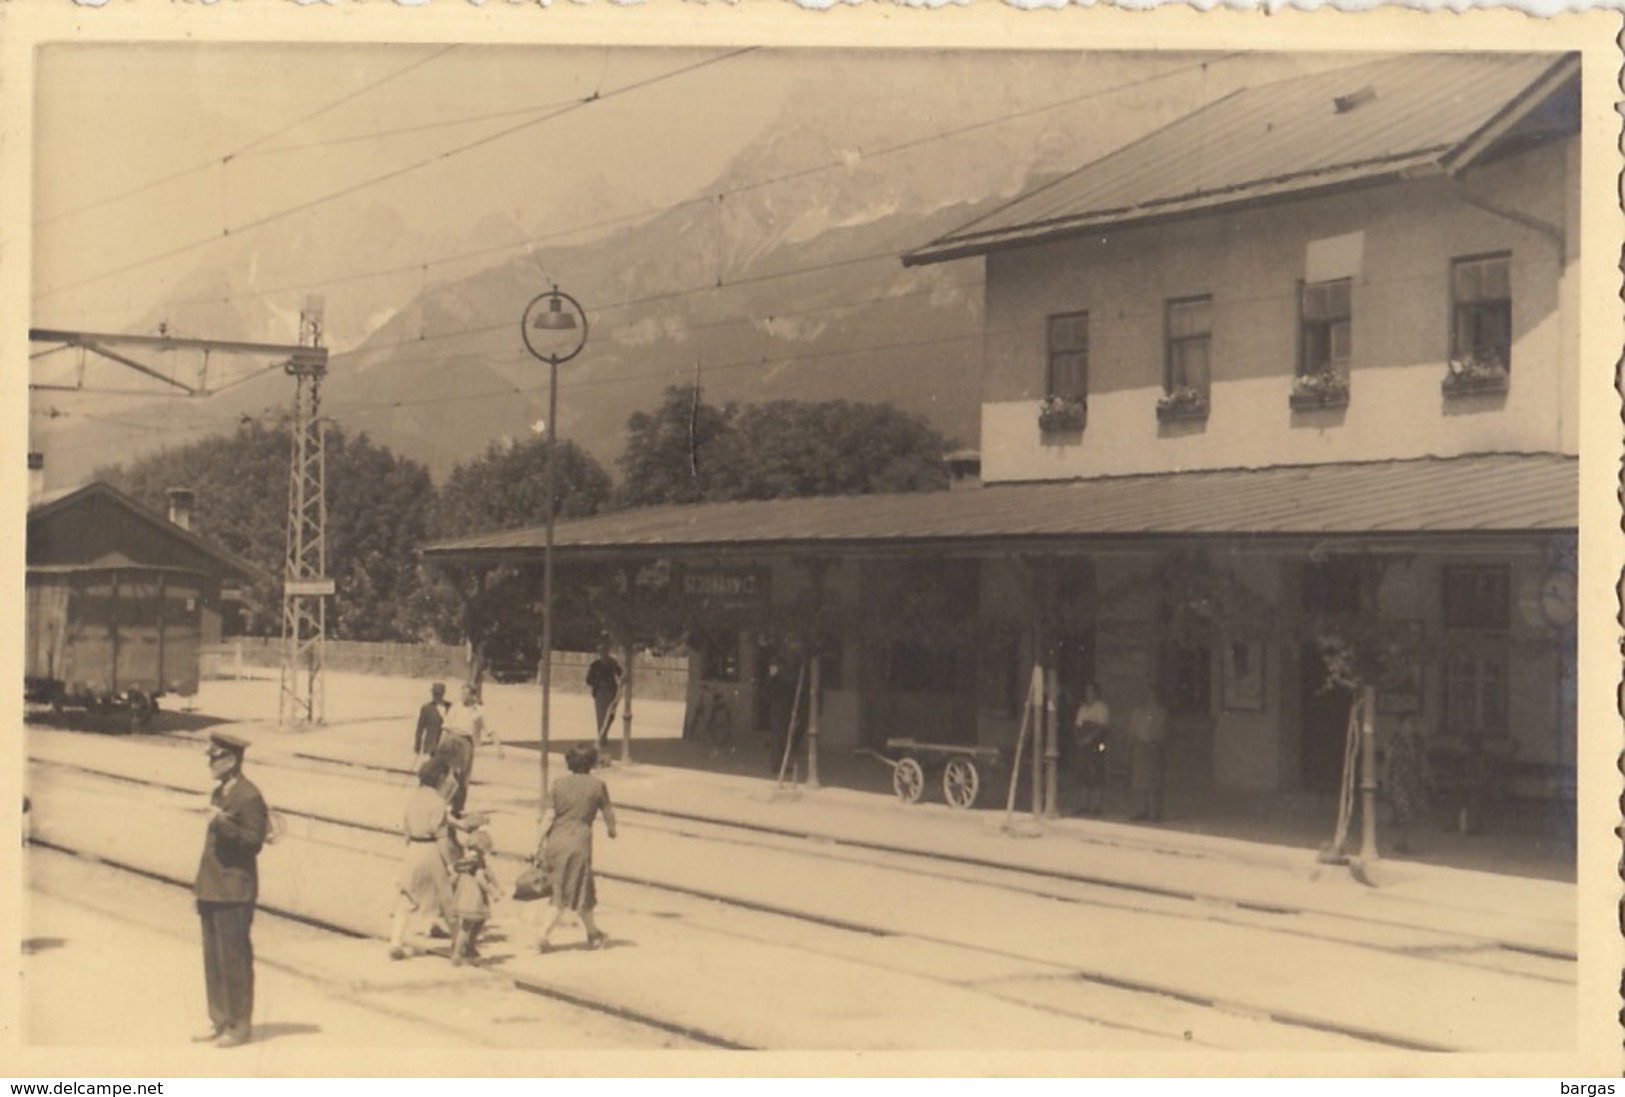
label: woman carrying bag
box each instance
[532,744,617,952]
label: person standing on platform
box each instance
[192,733,269,1049]
[764,658,802,776]
[1071,683,1112,816]
[586,645,623,751]
[414,682,450,764]
[1127,683,1169,823]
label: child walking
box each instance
[450,831,500,966]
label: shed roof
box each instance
[422,453,1576,565]
[27,480,267,583]
[904,52,1579,266]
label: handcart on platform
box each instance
[864,737,1005,810]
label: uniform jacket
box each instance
[586,656,622,697]
[415,700,448,754]
[195,775,269,904]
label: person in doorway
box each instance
[535,745,618,953]
[1072,683,1111,816]
[192,733,269,1049]
[1126,683,1168,823]
[413,681,450,763]
[586,645,623,750]
[1385,714,1430,856]
[388,758,457,960]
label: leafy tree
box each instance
[615,385,741,507]
[424,434,614,681]
[96,415,435,642]
[433,433,612,536]
[729,399,950,498]
[614,385,952,508]
[324,429,437,641]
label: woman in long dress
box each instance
[388,757,457,960]
[536,745,617,952]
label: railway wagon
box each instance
[25,563,212,722]
[26,480,263,728]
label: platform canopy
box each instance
[421,453,1577,567]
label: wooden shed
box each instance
[26,481,263,723]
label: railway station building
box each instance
[424,53,1580,814]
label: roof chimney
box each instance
[944,449,982,492]
[166,487,195,531]
[27,452,44,501]
[1333,85,1377,114]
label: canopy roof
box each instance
[422,453,1576,566]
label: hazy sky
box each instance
[30,43,1353,360]
[32,44,794,341]
[26,36,1415,485]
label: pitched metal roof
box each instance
[904,52,1579,266]
[28,480,268,583]
[421,453,1576,564]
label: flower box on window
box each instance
[1156,385,1208,422]
[1289,370,1349,411]
[1442,354,1509,398]
[1038,394,1086,434]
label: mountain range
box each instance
[30,53,1322,490]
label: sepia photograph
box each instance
[4,3,1620,1081]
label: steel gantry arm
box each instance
[27,327,324,396]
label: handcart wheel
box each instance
[893,757,925,804]
[942,756,980,810]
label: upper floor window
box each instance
[1046,312,1089,401]
[1451,253,1511,371]
[1165,295,1212,400]
[1299,278,1352,378]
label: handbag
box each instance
[512,861,551,902]
[511,834,555,901]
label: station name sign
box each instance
[679,566,769,613]
[284,577,337,597]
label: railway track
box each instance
[27,742,1579,1051]
[35,739,1579,966]
[26,841,737,1050]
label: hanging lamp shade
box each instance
[532,295,578,331]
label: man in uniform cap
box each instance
[193,732,268,1048]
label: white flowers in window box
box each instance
[1038,394,1086,434]
[1289,369,1350,411]
[1442,352,1509,397]
[1156,384,1208,422]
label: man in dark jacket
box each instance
[586,647,623,749]
[413,681,450,760]
[193,733,269,1048]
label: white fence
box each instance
[200,638,690,701]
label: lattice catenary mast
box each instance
[279,296,332,726]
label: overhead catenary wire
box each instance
[40,52,1231,325]
[37,47,760,303]
[36,52,1418,454]
[33,45,463,230]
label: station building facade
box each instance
[426,52,1581,807]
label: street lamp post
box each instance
[521,286,588,811]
